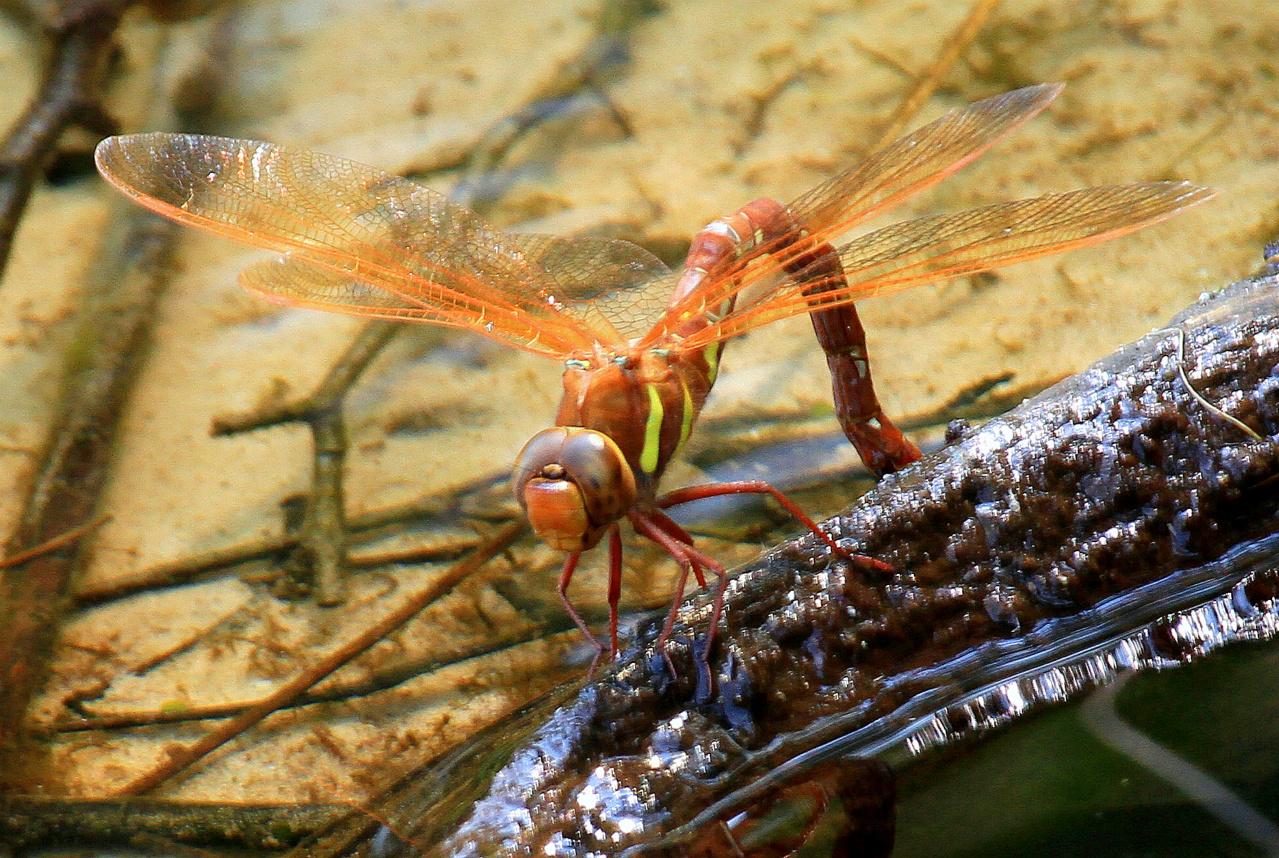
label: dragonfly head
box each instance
[513,427,638,552]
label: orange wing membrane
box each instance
[676,181,1213,349]
[95,133,672,356]
[95,84,1214,670]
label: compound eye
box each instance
[555,431,637,524]
[512,428,638,552]
[511,427,574,498]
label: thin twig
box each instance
[0,515,109,569]
[846,36,915,79]
[115,520,526,795]
[0,0,131,279]
[734,69,803,157]
[869,0,1002,151]
[1175,328,1263,441]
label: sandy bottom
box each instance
[0,0,1276,817]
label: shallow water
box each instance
[1,0,1278,855]
[337,268,1278,857]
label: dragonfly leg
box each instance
[659,478,896,577]
[658,479,848,559]
[557,551,605,670]
[639,510,708,588]
[605,525,623,658]
[629,509,727,680]
[648,509,726,641]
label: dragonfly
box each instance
[93,84,1214,664]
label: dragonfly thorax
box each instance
[512,427,638,552]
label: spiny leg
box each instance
[638,509,709,589]
[628,509,726,679]
[556,550,605,671]
[644,509,725,647]
[659,479,897,578]
[658,479,851,560]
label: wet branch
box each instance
[0,795,344,851]
[0,0,132,279]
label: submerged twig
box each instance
[0,0,132,279]
[68,477,503,607]
[0,0,229,787]
[213,320,399,605]
[0,515,109,569]
[52,579,701,735]
[869,0,1002,151]
[0,795,343,851]
[116,520,526,796]
[455,0,658,209]
[0,181,178,784]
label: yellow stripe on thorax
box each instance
[641,385,664,474]
[678,380,694,449]
[705,344,722,386]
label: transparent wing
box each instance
[787,83,1063,243]
[642,84,1067,344]
[503,232,681,342]
[94,133,672,357]
[676,182,1216,349]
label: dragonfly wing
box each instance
[645,85,1067,343]
[504,233,676,342]
[95,133,657,355]
[785,84,1064,239]
[681,182,1216,346]
[238,254,503,327]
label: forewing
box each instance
[642,85,1066,345]
[785,83,1064,243]
[679,182,1216,348]
[503,233,676,342]
[95,133,668,356]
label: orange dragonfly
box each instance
[94,84,1213,664]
